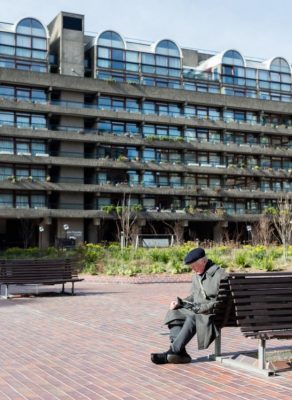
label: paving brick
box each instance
[0,279,292,399]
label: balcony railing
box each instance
[2,93,292,129]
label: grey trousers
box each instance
[169,316,197,353]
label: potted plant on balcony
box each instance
[8,175,16,183]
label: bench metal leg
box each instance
[61,283,65,294]
[2,284,9,299]
[72,282,75,295]
[258,338,266,370]
[214,329,222,357]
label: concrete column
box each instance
[38,226,50,248]
[213,222,225,243]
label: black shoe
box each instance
[151,348,192,365]
[151,350,169,364]
[167,348,192,364]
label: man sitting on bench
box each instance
[151,247,227,364]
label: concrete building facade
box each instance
[0,11,291,247]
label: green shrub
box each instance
[234,251,250,268]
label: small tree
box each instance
[266,196,292,261]
[252,215,272,246]
[18,219,37,248]
[114,194,142,247]
[163,220,184,245]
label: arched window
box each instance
[98,31,125,49]
[270,57,291,74]
[14,18,47,60]
[222,50,244,67]
[16,18,46,37]
[156,40,180,57]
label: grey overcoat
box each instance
[164,262,227,350]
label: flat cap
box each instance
[184,247,205,264]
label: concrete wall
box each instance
[48,12,84,77]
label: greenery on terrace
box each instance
[1,243,292,276]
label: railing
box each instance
[94,179,291,192]
[0,200,281,216]
[2,94,292,129]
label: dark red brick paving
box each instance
[0,276,292,399]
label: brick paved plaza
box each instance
[0,278,292,400]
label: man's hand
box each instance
[169,300,179,310]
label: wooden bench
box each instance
[0,258,84,299]
[213,272,292,375]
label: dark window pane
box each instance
[63,16,82,31]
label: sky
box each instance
[2,0,292,62]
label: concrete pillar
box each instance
[213,222,226,243]
[38,226,50,248]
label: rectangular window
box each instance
[16,35,31,48]
[16,88,30,101]
[0,166,13,180]
[126,123,139,134]
[16,194,29,208]
[31,168,46,181]
[209,108,220,121]
[185,105,196,117]
[98,59,110,68]
[63,16,82,31]
[0,139,13,153]
[16,168,29,179]
[32,89,47,103]
[31,141,46,155]
[0,32,15,46]
[112,49,124,61]
[32,50,46,60]
[169,127,180,138]
[0,45,15,56]
[99,47,110,59]
[0,85,14,99]
[142,53,155,65]
[31,194,46,208]
[143,101,155,114]
[157,103,168,116]
[32,38,47,50]
[126,63,138,72]
[168,58,180,68]
[157,126,168,137]
[112,98,124,110]
[98,120,111,132]
[143,197,155,209]
[16,48,31,58]
[143,172,156,187]
[126,99,139,112]
[141,64,155,74]
[0,111,14,125]
[16,141,30,154]
[170,174,181,187]
[112,122,124,134]
[143,148,155,161]
[99,96,111,109]
[31,114,46,128]
[197,108,207,119]
[126,51,138,63]
[0,193,13,208]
